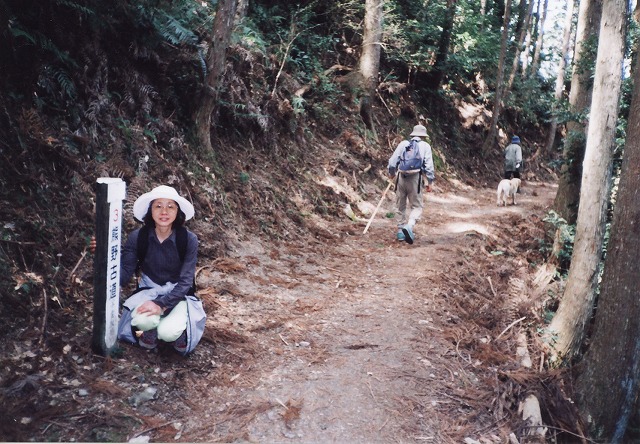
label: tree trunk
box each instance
[530,0,548,76]
[429,0,457,90]
[514,0,527,39]
[479,0,489,32]
[553,0,602,224]
[481,0,511,155]
[541,0,575,157]
[546,0,626,363]
[358,0,384,142]
[236,0,248,21]
[193,0,239,153]
[576,18,640,441]
[505,0,535,94]
[520,0,538,77]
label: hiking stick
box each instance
[363,179,394,235]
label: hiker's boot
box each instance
[396,230,405,242]
[401,225,415,245]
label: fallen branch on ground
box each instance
[496,317,526,340]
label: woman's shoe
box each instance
[174,331,188,354]
[138,329,158,349]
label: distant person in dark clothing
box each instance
[504,136,523,180]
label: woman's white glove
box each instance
[131,306,161,330]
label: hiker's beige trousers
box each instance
[395,172,423,228]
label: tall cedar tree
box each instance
[546,0,626,363]
[194,0,239,153]
[359,0,384,141]
[575,16,640,440]
[541,0,575,157]
[553,0,603,224]
[481,0,511,155]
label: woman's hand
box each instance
[135,300,164,316]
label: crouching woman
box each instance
[116,185,205,355]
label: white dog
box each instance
[496,178,521,206]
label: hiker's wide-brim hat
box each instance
[133,185,195,221]
[410,124,428,137]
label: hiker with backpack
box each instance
[91,185,205,355]
[387,124,435,244]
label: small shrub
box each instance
[543,210,575,273]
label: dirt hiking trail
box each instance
[2,180,558,443]
[182,180,557,443]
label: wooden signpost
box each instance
[92,178,126,356]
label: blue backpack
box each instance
[398,140,423,171]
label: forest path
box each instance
[182,179,557,443]
[3,180,557,443]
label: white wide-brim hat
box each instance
[410,124,428,137]
[132,185,195,222]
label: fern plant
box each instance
[149,10,199,46]
[9,24,78,67]
[132,0,211,48]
